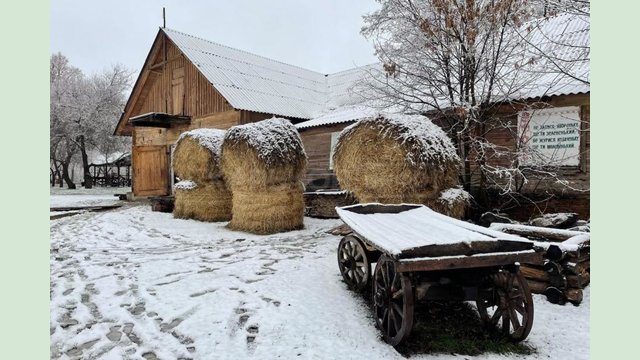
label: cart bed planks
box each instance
[396,249,543,272]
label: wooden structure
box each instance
[88,153,131,187]
[299,123,351,190]
[335,204,542,346]
[297,93,590,218]
[114,28,372,198]
[114,29,284,197]
[490,223,590,305]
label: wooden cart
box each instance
[335,204,543,346]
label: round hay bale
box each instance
[221,118,307,234]
[173,180,232,222]
[221,118,307,189]
[227,182,305,234]
[172,128,226,182]
[431,187,471,219]
[333,114,461,208]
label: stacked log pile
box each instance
[489,223,590,305]
[303,190,357,218]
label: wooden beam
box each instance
[396,250,543,273]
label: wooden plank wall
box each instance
[239,111,273,125]
[299,123,350,189]
[477,94,590,195]
[131,36,233,118]
[450,94,591,218]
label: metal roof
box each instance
[296,105,377,130]
[164,28,327,119]
[163,9,588,128]
[510,9,590,100]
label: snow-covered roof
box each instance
[296,105,377,130]
[511,9,590,100]
[337,204,529,256]
[163,9,588,129]
[163,28,371,120]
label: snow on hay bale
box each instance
[172,128,225,182]
[171,129,232,222]
[221,118,307,234]
[432,187,471,219]
[333,114,464,217]
[173,180,232,222]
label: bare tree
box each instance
[360,0,588,211]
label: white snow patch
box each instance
[50,204,588,359]
[223,117,307,166]
[438,187,472,206]
[337,204,528,256]
[174,180,198,190]
[176,128,225,158]
[337,114,460,169]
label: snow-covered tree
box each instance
[50,53,133,188]
[524,0,589,85]
[50,53,83,188]
[361,0,589,210]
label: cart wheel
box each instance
[476,269,534,342]
[337,235,370,291]
[372,255,414,346]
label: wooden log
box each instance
[563,260,590,275]
[563,234,590,247]
[489,223,585,242]
[566,248,590,262]
[567,273,590,288]
[526,279,549,294]
[50,204,122,212]
[544,287,566,305]
[549,274,567,289]
[546,244,565,261]
[520,265,549,282]
[543,261,563,276]
[565,288,583,305]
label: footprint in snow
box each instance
[246,324,259,351]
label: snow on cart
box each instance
[335,204,543,346]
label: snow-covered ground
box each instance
[50,201,589,359]
[50,187,129,209]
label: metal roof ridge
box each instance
[162,27,327,76]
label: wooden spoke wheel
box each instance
[476,269,534,342]
[337,235,371,291]
[372,255,414,346]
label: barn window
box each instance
[329,131,340,170]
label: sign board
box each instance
[518,106,581,166]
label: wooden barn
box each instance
[114,27,366,197]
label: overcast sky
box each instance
[51,0,381,76]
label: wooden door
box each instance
[132,145,169,197]
[172,67,185,115]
